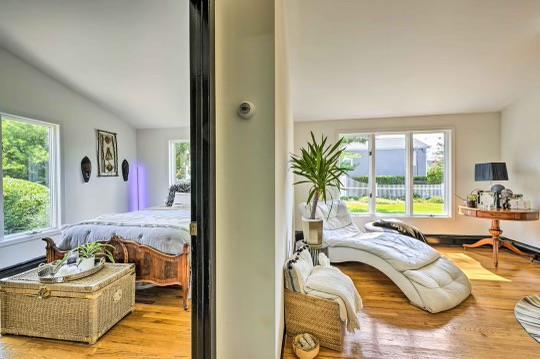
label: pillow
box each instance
[284,244,314,293]
[373,219,427,243]
[173,193,191,207]
[166,182,191,207]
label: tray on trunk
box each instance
[37,257,106,283]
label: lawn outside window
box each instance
[340,129,452,218]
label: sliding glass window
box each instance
[340,130,451,217]
[1,113,60,240]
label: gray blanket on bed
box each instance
[59,208,191,255]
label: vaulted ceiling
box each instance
[0,0,189,128]
[286,0,540,121]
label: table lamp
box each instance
[475,162,508,208]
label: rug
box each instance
[515,295,540,343]
[446,253,511,282]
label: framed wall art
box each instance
[96,129,118,177]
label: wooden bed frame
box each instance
[43,237,190,310]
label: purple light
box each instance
[136,164,148,210]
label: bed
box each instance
[43,205,192,310]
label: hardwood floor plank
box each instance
[0,286,191,358]
[283,247,540,359]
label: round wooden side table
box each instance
[458,205,539,267]
[308,242,329,266]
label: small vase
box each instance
[467,200,477,208]
[78,256,95,271]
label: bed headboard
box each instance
[166,182,191,207]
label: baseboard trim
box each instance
[427,234,540,261]
[0,256,46,279]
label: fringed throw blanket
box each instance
[305,258,363,332]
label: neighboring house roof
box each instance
[345,135,428,151]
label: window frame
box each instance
[0,112,61,243]
[168,139,190,186]
[339,128,453,219]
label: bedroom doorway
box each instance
[0,0,214,358]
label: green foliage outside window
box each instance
[2,120,50,186]
[3,177,49,235]
[175,142,191,181]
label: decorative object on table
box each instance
[514,295,540,343]
[501,188,513,210]
[77,242,116,269]
[459,205,539,267]
[96,129,118,177]
[291,131,349,245]
[81,156,92,183]
[38,257,106,283]
[478,191,495,210]
[292,333,320,359]
[121,159,129,181]
[370,219,427,243]
[475,162,508,209]
[0,263,135,344]
[466,193,478,208]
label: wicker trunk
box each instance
[284,289,344,351]
[0,263,135,344]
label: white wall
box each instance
[0,48,137,268]
[216,0,293,357]
[275,0,294,355]
[136,127,189,208]
[501,87,540,248]
[294,113,501,235]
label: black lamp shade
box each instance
[475,162,508,181]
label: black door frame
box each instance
[190,0,215,358]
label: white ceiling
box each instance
[0,0,189,129]
[286,0,540,121]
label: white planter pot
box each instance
[78,256,95,272]
[302,218,324,245]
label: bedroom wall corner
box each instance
[136,127,190,208]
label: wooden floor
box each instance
[1,247,539,358]
[0,286,191,358]
[283,246,540,359]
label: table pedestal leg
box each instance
[463,219,502,267]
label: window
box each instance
[340,130,451,217]
[169,140,191,185]
[1,113,60,239]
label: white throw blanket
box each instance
[305,255,363,332]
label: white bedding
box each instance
[59,207,191,255]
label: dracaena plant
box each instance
[291,132,349,220]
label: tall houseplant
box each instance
[291,132,349,244]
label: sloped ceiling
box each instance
[0,0,189,128]
[286,0,540,121]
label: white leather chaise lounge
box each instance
[302,201,472,313]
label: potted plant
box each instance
[77,242,116,271]
[291,132,349,245]
[467,193,478,208]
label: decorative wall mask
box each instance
[122,159,129,182]
[81,156,92,183]
[96,129,118,177]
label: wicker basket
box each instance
[0,263,135,344]
[285,289,344,351]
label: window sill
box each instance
[0,228,61,249]
[350,213,453,220]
